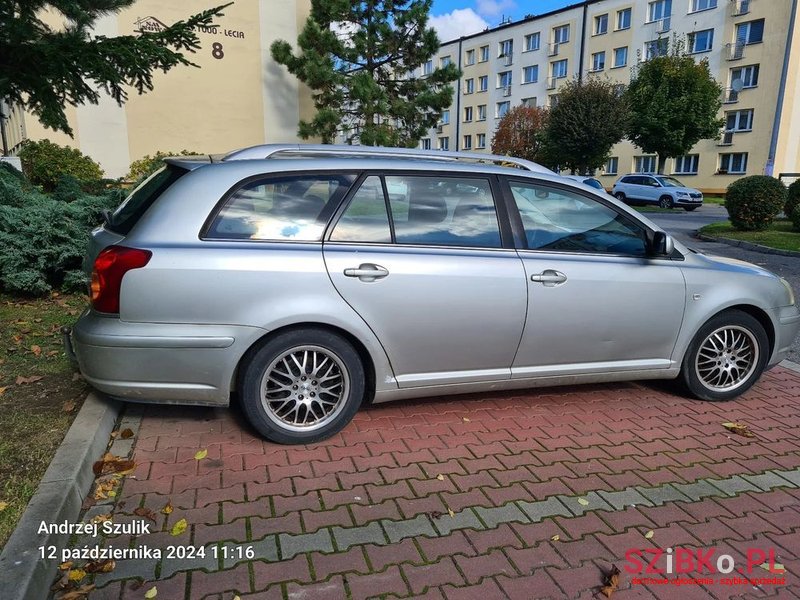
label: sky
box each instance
[429,0,577,42]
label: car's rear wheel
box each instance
[679,310,769,402]
[659,195,674,209]
[614,192,626,202]
[684,206,698,212]
[239,329,365,444]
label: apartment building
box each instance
[5,0,313,178]
[422,0,800,193]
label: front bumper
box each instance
[769,304,800,367]
[68,309,267,406]
[674,196,703,207]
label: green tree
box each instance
[625,46,723,174]
[491,105,548,163]
[540,78,628,174]
[271,0,460,146]
[0,0,230,136]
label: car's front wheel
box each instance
[239,328,365,444]
[659,195,674,209]
[679,310,769,402]
[614,191,626,202]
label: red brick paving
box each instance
[70,369,800,599]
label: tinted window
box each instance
[108,165,187,235]
[330,176,391,243]
[385,176,502,248]
[621,176,636,184]
[207,174,354,241]
[508,181,647,256]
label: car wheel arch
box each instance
[683,304,776,362]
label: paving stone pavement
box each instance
[54,368,800,600]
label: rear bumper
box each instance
[70,309,267,406]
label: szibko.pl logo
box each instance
[625,547,786,586]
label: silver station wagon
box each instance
[68,145,800,444]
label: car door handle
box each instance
[530,270,567,286]
[343,263,389,281]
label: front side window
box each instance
[673,155,699,174]
[206,174,355,241]
[617,8,632,30]
[508,181,647,256]
[613,46,628,67]
[591,51,606,71]
[525,32,540,51]
[688,28,714,53]
[594,14,608,35]
[523,65,539,83]
[330,176,391,243]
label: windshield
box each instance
[657,176,685,188]
[583,178,605,190]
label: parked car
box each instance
[562,175,608,192]
[67,145,799,444]
[612,174,703,210]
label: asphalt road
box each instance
[646,204,800,363]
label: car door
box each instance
[641,176,661,203]
[323,173,527,388]
[502,177,686,377]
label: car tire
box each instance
[614,191,626,202]
[659,195,674,209]
[679,310,769,402]
[239,328,366,444]
[684,206,698,212]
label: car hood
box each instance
[687,251,777,279]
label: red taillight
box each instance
[91,246,152,314]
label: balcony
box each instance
[732,0,751,16]
[501,52,513,66]
[501,86,512,97]
[436,124,444,134]
[723,87,740,104]
[717,130,734,146]
[652,16,671,34]
[548,42,559,57]
[726,41,745,60]
[546,77,557,90]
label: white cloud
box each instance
[429,8,489,42]
[476,0,516,18]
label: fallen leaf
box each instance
[50,572,70,591]
[63,400,76,413]
[59,584,96,600]
[120,428,134,439]
[462,417,471,422]
[90,513,112,524]
[551,534,560,541]
[194,449,208,460]
[0,386,7,396]
[144,586,158,598]
[233,596,241,600]
[161,501,173,515]
[92,454,136,477]
[134,507,158,523]
[84,559,116,573]
[436,474,444,481]
[599,565,621,598]
[47,350,59,357]
[59,561,73,571]
[31,344,42,356]
[577,498,590,506]
[15,375,43,385]
[0,501,8,512]
[170,518,188,536]
[448,508,455,518]
[644,530,654,539]
[68,568,87,582]
[722,421,756,438]
[759,561,785,573]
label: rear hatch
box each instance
[83,161,199,274]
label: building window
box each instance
[499,39,513,57]
[688,29,714,53]
[463,135,472,150]
[421,138,431,150]
[553,25,570,44]
[441,110,450,125]
[551,59,568,79]
[616,8,632,30]
[691,0,717,12]
[731,64,759,88]
[613,46,628,68]
[438,137,450,151]
[465,78,474,94]
[465,49,475,65]
[549,94,560,107]
[477,133,486,149]
[674,155,699,174]
[525,32,540,52]
[522,97,537,107]
[479,45,489,62]
[496,101,510,118]
[736,19,764,45]
[594,14,608,35]
[441,56,452,68]
[635,155,658,173]
[605,157,619,175]
[726,108,754,131]
[477,105,487,121]
[478,75,488,92]
[423,60,433,75]
[523,65,539,83]
[591,51,606,72]
[464,106,473,122]
[719,152,748,173]
[498,71,512,88]
[645,38,669,60]
[648,0,672,23]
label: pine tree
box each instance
[0,0,230,135]
[271,0,460,146]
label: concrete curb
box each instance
[0,393,120,600]
[696,232,800,257]
[781,359,800,375]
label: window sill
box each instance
[521,81,537,85]
[688,48,712,55]
[522,48,539,53]
[672,172,698,176]
[610,64,627,69]
[589,68,605,73]
[614,26,631,32]
[592,32,608,37]
[688,6,717,15]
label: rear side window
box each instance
[107,165,187,235]
[206,174,355,241]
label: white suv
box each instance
[612,174,703,211]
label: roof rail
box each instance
[222,144,554,174]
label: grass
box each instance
[699,219,800,252]
[0,293,88,549]
[703,195,726,205]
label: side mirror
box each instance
[651,231,674,256]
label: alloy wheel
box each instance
[694,325,759,393]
